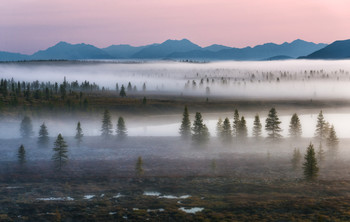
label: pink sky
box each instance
[1,0,350,54]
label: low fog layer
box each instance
[1,60,350,99]
[0,112,347,139]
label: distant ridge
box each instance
[300,39,350,59]
[0,39,330,61]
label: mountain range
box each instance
[0,38,348,61]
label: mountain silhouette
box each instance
[300,39,350,59]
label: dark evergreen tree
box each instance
[142,97,147,105]
[303,143,319,181]
[232,109,240,137]
[265,108,282,141]
[191,112,210,144]
[291,148,302,171]
[315,110,326,142]
[116,117,127,139]
[119,85,126,97]
[252,114,262,139]
[38,122,49,147]
[136,156,144,176]
[179,106,191,139]
[289,113,302,138]
[18,144,26,166]
[101,110,113,138]
[237,116,248,140]
[20,116,34,139]
[52,134,68,171]
[327,125,339,153]
[75,122,83,145]
[221,117,232,144]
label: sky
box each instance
[1,0,350,54]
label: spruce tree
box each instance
[291,148,302,171]
[18,144,26,166]
[265,108,282,141]
[52,134,68,171]
[315,110,326,142]
[127,82,132,92]
[101,109,113,138]
[191,112,210,144]
[136,156,144,176]
[20,116,34,139]
[221,117,232,144]
[303,143,319,181]
[237,116,248,140]
[232,109,240,137]
[179,106,191,139]
[142,83,146,92]
[116,116,127,139]
[38,122,49,147]
[119,85,126,97]
[289,113,302,138]
[75,122,83,145]
[327,125,339,153]
[216,118,223,137]
[252,114,262,139]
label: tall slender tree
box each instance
[221,117,232,144]
[20,116,34,139]
[116,117,127,139]
[52,134,68,171]
[119,85,126,97]
[232,109,240,137]
[237,116,248,140]
[327,125,339,154]
[303,143,319,181]
[38,122,49,147]
[191,112,210,144]
[179,106,191,139]
[265,108,282,141]
[289,113,302,138]
[101,110,113,138]
[291,148,302,171]
[315,110,326,142]
[252,114,262,139]
[75,122,83,145]
[17,144,26,167]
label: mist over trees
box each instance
[101,110,113,138]
[192,112,209,144]
[252,114,262,139]
[289,113,302,138]
[17,144,26,167]
[179,106,191,139]
[75,122,83,146]
[265,108,282,141]
[116,117,127,139]
[38,122,49,148]
[20,116,34,139]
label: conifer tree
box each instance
[265,108,282,141]
[191,112,210,144]
[289,113,302,138]
[237,116,248,140]
[303,143,319,181]
[20,116,34,139]
[101,109,113,138]
[127,82,132,92]
[75,122,83,145]
[232,109,240,137]
[291,148,302,171]
[252,114,262,139]
[119,85,126,97]
[327,125,339,153]
[142,82,146,92]
[136,156,144,176]
[179,106,191,139]
[38,122,49,147]
[315,110,326,142]
[52,134,68,171]
[116,116,127,139]
[18,144,26,166]
[116,83,119,92]
[216,118,223,137]
[221,117,232,144]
